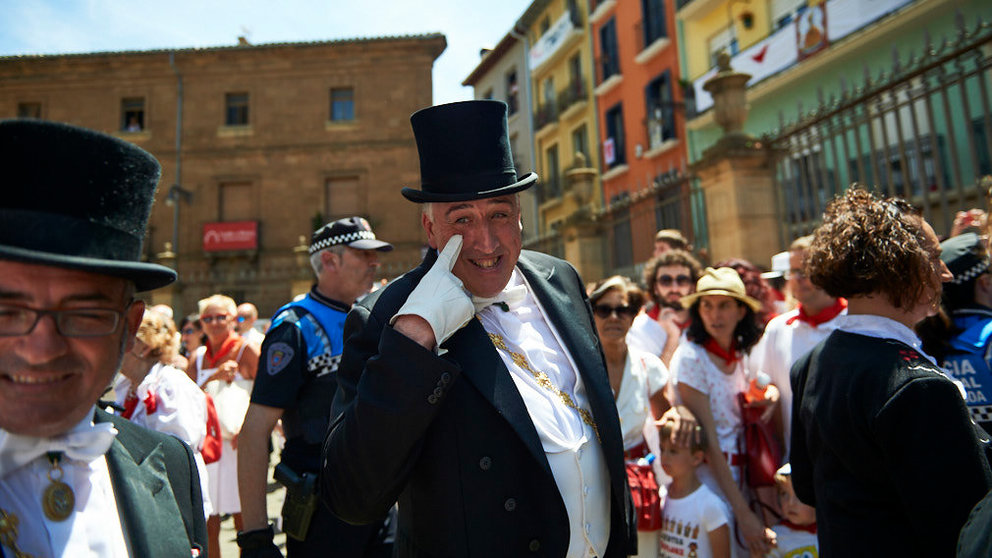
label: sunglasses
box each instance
[657,274,693,287]
[200,314,229,324]
[181,328,197,335]
[593,304,638,319]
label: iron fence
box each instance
[764,12,992,243]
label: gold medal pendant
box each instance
[42,452,74,522]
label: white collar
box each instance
[835,313,937,365]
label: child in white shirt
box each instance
[766,463,818,557]
[657,405,731,558]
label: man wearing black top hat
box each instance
[0,120,206,557]
[237,217,394,557]
[322,100,635,557]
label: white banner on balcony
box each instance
[529,11,577,71]
[693,24,798,113]
[692,0,915,113]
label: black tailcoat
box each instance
[322,250,635,557]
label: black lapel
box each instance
[95,411,191,558]
[445,318,553,477]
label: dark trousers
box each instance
[286,500,392,558]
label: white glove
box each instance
[391,235,475,347]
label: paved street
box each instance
[218,456,287,558]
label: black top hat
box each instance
[0,120,177,291]
[309,216,393,254]
[401,100,538,203]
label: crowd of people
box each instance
[3,101,992,558]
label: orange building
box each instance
[589,0,688,262]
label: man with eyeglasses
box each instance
[750,235,846,459]
[628,250,702,367]
[238,217,394,558]
[0,120,206,557]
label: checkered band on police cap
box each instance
[940,232,990,285]
[309,217,378,254]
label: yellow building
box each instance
[520,0,601,242]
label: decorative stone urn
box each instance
[703,51,752,140]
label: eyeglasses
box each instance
[0,303,127,337]
[593,304,639,319]
[784,269,807,280]
[236,316,248,323]
[181,328,197,335]
[200,314,229,324]
[656,274,693,287]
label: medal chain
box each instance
[0,508,36,558]
[487,331,600,442]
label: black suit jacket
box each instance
[1,409,207,558]
[791,331,992,557]
[322,250,636,557]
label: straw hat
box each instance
[680,267,763,312]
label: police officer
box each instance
[237,217,393,557]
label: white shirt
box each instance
[750,307,845,458]
[834,313,936,364]
[627,312,669,357]
[476,269,610,558]
[671,340,747,455]
[659,483,729,558]
[615,349,669,450]
[0,411,129,558]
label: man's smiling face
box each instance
[422,195,522,298]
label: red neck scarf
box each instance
[703,338,739,367]
[121,390,157,419]
[787,297,847,327]
[781,520,817,534]
[203,334,241,369]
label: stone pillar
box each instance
[692,149,781,264]
[691,52,782,265]
[561,153,606,282]
[291,235,314,298]
[151,242,181,311]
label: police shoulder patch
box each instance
[266,342,295,375]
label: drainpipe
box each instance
[168,51,184,263]
[510,24,540,235]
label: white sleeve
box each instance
[145,368,207,449]
[701,495,729,532]
[671,343,709,396]
[639,351,670,395]
[627,314,667,357]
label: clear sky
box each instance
[0,0,533,105]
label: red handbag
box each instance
[625,461,662,531]
[737,392,782,487]
[201,394,223,465]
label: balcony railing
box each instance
[634,19,667,53]
[534,101,559,130]
[557,77,588,114]
[645,112,675,151]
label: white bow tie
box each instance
[472,284,528,314]
[0,421,118,477]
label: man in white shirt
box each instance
[628,250,701,366]
[322,100,635,558]
[236,302,266,346]
[0,120,206,557]
[752,235,846,458]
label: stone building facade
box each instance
[0,34,446,317]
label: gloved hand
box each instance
[236,525,283,558]
[391,235,475,347]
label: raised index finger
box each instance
[437,235,463,272]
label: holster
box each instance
[273,463,318,541]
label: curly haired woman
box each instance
[791,187,992,556]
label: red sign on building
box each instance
[203,221,258,252]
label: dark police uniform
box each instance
[943,307,992,437]
[252,287,388,557]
